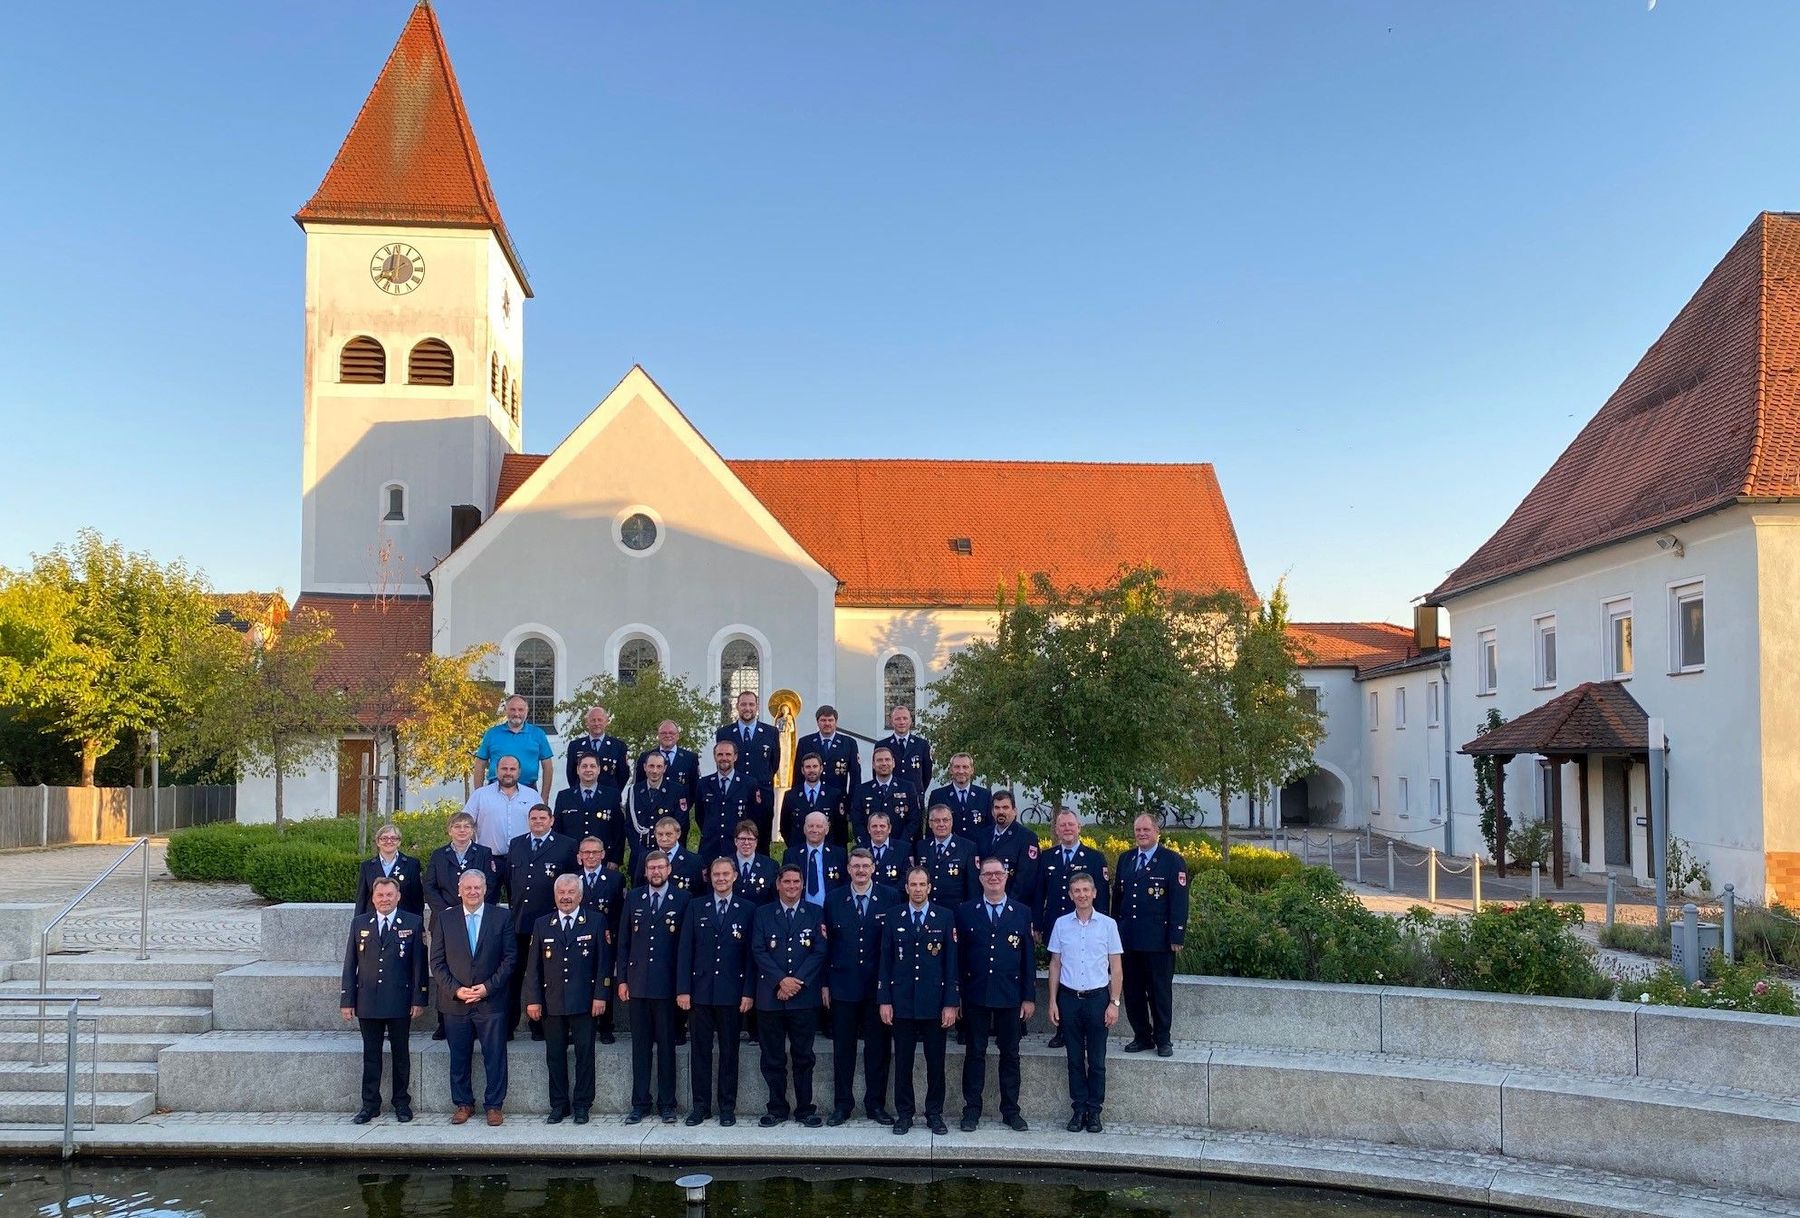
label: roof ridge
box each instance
[724,458,1217,470]
[1746,211,1774,496]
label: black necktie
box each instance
[651,893,661,915]
[914,910,923,929]
[989,903,1000,924]
[530,838,540,855]
[857,895,867,918]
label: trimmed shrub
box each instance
[1421,901,1614,1000]
[244,841,361,903]
[1178,867,1411,984]
[165,823,277,881]
[1637,958,1798,1016]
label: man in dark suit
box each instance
[677,856,757,1127]
[553,754,625,864]
[717,690,781,846]
[975,791,1039,898]
[727,821,780,907]
[751,864,828,1127]
[864,811,908,890]
[429,869,515,1125]
[780,752,846,847]
[633,815,704,895]
[955,858,1037,1132]
[783,811,848,907]
[879,866,960,1136]
[629,750,689,856]
[850,746,924,846]
[914,804,978,905]
[1032,807,1110,1048]
[572,836,626,1045]
[1113,814,1190,1058]
[564,705,630,793]
[696,740,757,863]
[617,849,689,1123]
[338,877,429,1124]
[425,812,499,911]
[929,753,993,841]
[877,705,933,802]
[636,719,701,807]
[525,875,609,1125]
[822,848,900,1125]
[503,805,578,1040]
[354,824,424,917]
[796,704,860,807]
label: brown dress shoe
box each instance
[451,1105,472,1125]
[486,1109,504,1126]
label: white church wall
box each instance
[1359,661,1452,852]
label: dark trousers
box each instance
[961,1003,1022,1119]
[829,994,890,1114]
[443,1003,507,1110]
[1122,949,1174,1047]
[507,934,542,1036]
[757,1005,818,1119]
[543,1011,596,1115]
[1060,986,1109,1117]
[629,996,678,1113]
[891,1015,947,1120]
[356,1015,412,1111]
[688,1002,742,1112]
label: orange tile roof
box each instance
[1432,212,1800,601]
[1289,621,1426,673]
[1461,681,1648,756]
[294,1,530,294]
[492,455,1255,607]
[291,593,433,727]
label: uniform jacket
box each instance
[1031,842,1111,932]
[974,822,1040,896]
[503,833,579,929]
[877,903,960,1018]
[565,732,630,793]
[729,853,781,906]
[574,867,627,951]
[339,909,429,1017]
[425,843,499,911]
[552,784,626,863]
[865,839,909,890]
[751,899,828,1011]
[628,781,689,853]
[779,782,847,847]
[955,896,1037,1009]
[354,853,425,917]
[822,884,900,1002]
[876,733,934,799]
[716,720,781,792]
[912,834,979,904]
[928,783,994,841]
[676,894,758,1006]
[796,731,861,801]
[429,902,515,1014]
[849,779,924,846]
[524,909,608,1015]
[635,745,702,805]
[782,842,849,901]
[631,842,705,895]
[1112,845,1191,952]
[695,769,757,858]
[617,885,690,999]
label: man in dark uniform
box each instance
[877,705,934,802]
[1032,808,1110,1048]
[696,740,757,863]
[429,869,514,1125]
[503,805,578,1040]
[677,856,757,1127]
[636,719,702,806]
[617,849,689,1122]
[864,811,908,890]
[1112,814,1189,1058]
[629,750,689,857]
[822,848,900,1125]
[339,876,428,1124]
[426,812,499,911]
[573,836,625,1044]
[975,791,1039,897]
[717,690,781,846]
[850,746,923,846]
[956,858,1036,1131]
[634,815,704,894]
[914,804,978,905]
[524,875,608,1125]
[565,705,630,793]
[751,864,828,1127]
[879,866,959,1136]
[728,821,780,907]
[929,753,993,841]
[783,811,848,906]
[796,704,860,805]
[355,824,425,917]
[553,754,626,863]
[780,752,846,847]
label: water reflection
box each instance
[2,1162,1504,1218]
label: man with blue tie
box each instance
[573,836,625,1045]
[425,812,499,912]
[525,875,608,1125]
[822,848,900,1125]
[975,791,1039,898]
[429,869,515,1126]
[796,705,861,807]
[635,720,701,807]
[339,877,429,1124]
[929,753,993,841]
[879,866,959,1136]
[696,740,756,864]
[629,750,688,856]
[717,691,781,849]
[729,821,780,907]
[956,858,1036,1132]
[850,746,923,846]
[877,705,934,803]
[618,850,689,1123]
[503,805,578,1041]
[1032,808,1111,1049]
[677,856,757,1127]
[914,804,978,905]
[564,705,629,793]
[553,754,625,864]
[779,752,846,847]
[1113,815,1189,1058]
[864,812,908,890]
[783,812,848,906]
[751,864,828,1127]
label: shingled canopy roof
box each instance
[1461,681,1650,757]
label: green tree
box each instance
[0,530,226,785]
[1473,707,1510,860]
[556,665,721,761]
[398,643,500,798]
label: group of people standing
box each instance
[337,692,1190,1134]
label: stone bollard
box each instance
[1427,848,1438,904]
[1354,846,1363,886]
[1605,873,1616,927]
[1472,856,1483,913]
[1531,861,1541,901]
[1387,841,1395,890]
[1722,884,1736,964]
[1302,837,1311,866]
[1680,904,1701,983]
[1326,836,1335,871]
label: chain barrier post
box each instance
[1680,903,1701,984]
[1427,848,1437,904]
[1387,841,1395,890]
[1722,884,1736,965]
[1326,835,1335,872]
[1605,873,1616,927]
[1472,855,1482,913]
[1531,861,1541,902]
[1354,844,1363,886]
[1302,836,1310,866]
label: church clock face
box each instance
[370,243,425,295]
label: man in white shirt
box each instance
[462,757,542,857]
[1047,871,1123,1134]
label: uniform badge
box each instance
[1007,932,1021,948]
[927,939,942,955]
[678,798,689,812]
[1178,872,1187,886]
[768,936,779,950]
[545,945,555,958]
[397,928,412,938]
[799,929,814,947]
[1027,844,1039,859]
[544,862,555,876]
[732,926,743,940]
[947,863,960,876]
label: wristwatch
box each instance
[1109,999,1121,1007]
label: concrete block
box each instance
[1206,1046,1505,1152]
[1634,1005,1800,1098]
[158,1033,364,1112]
[213,963,342,1031]
[1380,987,1638,1075]
[0,905,61,961]
[261,904,354,963]
[1186,977,1382,1051]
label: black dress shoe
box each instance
[1085,1115,1104,1133]
[598,1033,616,1045]
[1065,1114,1084,1132]
[719,1111,736,1127]
[530,1030,546,1042]
[928,1117,949,1136]
[685,1109,709,1127]
[430,1027,447,1041]
[1122,1039,1152,1053]
[959,1115,979,1132]
[1046,1032,1065,1049]
[1005,1114,1029,1132]
[798,1113,823,1128]
[868,1107,896,1126]
[624,1108,646,1124]
[573,1110,590,1125]
[826,1108,850,1127]
[892,1118,912,1135]
[1156,1044,1174,1058]
[352,1109,376,1125]
[546,1111,566,1125]
[661,1110,678,1123]
[759,1113,786,1128]
[394,1106,413,1123]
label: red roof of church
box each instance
[291,592,433,726]
[1432,212,1800,601]
[1289,621,1434,674]
[491,453,1256,607]
[295,2,531,294]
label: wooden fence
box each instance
[0,785,236,849]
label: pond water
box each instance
[1,1161,1514,1218]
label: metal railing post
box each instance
[41,784,50,847]
[1531,861,1541,902]
[1722,884,1736,964]
[1302,836,1311,866]
[1472,856,1483,913]
[1326,835,1335,872]
[1387,841,1395,890]
[1354,846,1363,886]
[1427,847,1437,904]
[1680,903,1701,984]
[139,839,150,962]
[62,1001,78,1160]
[1364,822,1372,856]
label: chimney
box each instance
[450,505,482,551]
[1414,604,1443,653]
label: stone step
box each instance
[75,1006,211,1036]
[0,1032,178,1063]
[0,1088,156,1124]
[9,952,256,983]
[0,1059,159,1093]
[0,979,214,1008]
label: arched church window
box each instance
[618,638,658,688]
[340,336,386,384]
[883,655,917,717]
[510,374,521,422]
[381,483,406,522]
[720,640,760,716]
[490,352,500,396]
[408,338,454,386]
[512,637,556,729]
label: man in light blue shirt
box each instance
[473,694,556,798]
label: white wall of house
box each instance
[1359,661,1453,852]
[1296,668,1363,827]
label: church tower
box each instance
[296,1,530,595]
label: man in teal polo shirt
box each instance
[472,695,556,799]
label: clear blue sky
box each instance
[3,1,1796,623]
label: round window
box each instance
[620,513,658,552]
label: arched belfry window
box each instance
[720,640,760,716]
[513,638,556,729]
[618,638,658,688]
[883,655,917,717]
[340,336,386,384]
[490,352,500,396]
[408,338,453,386]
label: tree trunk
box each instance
[1218,784,1233,863]
[273,760,286,832]
[80,739,101,787]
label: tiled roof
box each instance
[291,593,433,727]
[1290,621,1434,674]
[294,2,530,294]
[491,455,1256,607]
[1461,681,1649,756]
[1432,212,1800,602]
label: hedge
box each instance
[244,841,362,903]
[166,823,278,881]
[166,803,462,887]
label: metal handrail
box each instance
[2,993,101,1158]
[37,836,150,1062]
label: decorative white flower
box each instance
[1638,992,1651,1003]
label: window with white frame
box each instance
[1604,598,1634,679]
[1533,615,1557,688]
[719,639,760,715]
[1429,777,1442,820]
[1395,687,1407,729]
[1369,776,1381,813]
[512,638,556,729]
[1298,685,1320,713]
[381,482,406,523]
[617,637,658,688]
[882,654,918,717]
[1670,582,1705,672]
[1398,776,1409,815]
[1426,680,1441,727]
[1477,629,1498,695]
[1368,690,1379,729]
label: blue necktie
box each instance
[810,851,823,901]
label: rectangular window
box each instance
[1534,615,1558,688]
[1298,685,1320,712]
[1397,776,1410,817]
[1477,629,1498,695]
[1395,687,1407,729]
[1369,690,1379,729]
[1671,582,1705,671]
[1605,598,1633,679]
[1369,776,1381,813]
[1426,680,1441,727]
[1429,777,1443,820]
